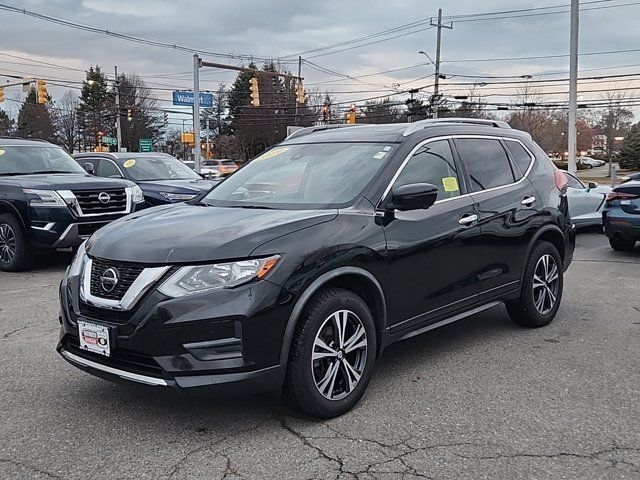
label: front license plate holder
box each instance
[78,320,111,357]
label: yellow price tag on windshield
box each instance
[123,159,136,168]
[254,147,289,162]
[442,176,459,192]
[0,149,4,156]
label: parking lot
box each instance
[0,232,639,480]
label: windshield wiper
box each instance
[226,204,276,210]
[31,170,75,175]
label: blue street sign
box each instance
[172,91,214,107]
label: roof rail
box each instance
[0,136,50,142]
[285,123,367,140]
[402,117,511,137]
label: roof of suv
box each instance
[0,137,55,147]
[281,118,529,145]
[73,152,173,160]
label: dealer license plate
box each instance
[78,320,111,357]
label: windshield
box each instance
[0,145,87,175]
[202,143,396,209]
[120,156,201,181]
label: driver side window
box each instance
[394,140,461,201]
[97,159,123,178]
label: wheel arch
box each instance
[0,201,27,232]
[279,267,388,365]
[522,225,566,281]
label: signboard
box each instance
[172,91,214,107]
[139,138,153,152]
[101,136,117,146]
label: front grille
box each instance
[77,222,108,238]
[73,188,127,215]
[63,335,164,378]
[79,301,133,324]
[90,258,145,301]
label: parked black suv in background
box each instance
[58,119,575,418]
[0,138,145,271]
[73,152,218,206]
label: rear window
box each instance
[504,140,533,179]
[455,138,515,192]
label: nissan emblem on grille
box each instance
[100,267,120,293]
[98,192,111,204]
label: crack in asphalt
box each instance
[1,324,30,339]
[0,458,64,479]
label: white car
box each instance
[565,172,611,227]
[200,159,238,179]
[578,156,606,169]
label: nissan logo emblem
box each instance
[100,267,119,293]
[98,192,111,204]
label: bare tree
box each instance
[507,83,553,148]
[53,90,81,153]
[595,91,634,174]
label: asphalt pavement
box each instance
[1,232,639,480]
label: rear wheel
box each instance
[507,241,563,328]
[609,237,636,252]
[0,214,33,272]
[283,287,376,418]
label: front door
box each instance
[382,138,482,333]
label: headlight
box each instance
[23,189,66,207]
[159,192,198,202]
[131,185,145,204]
[68,241,87,278]
[158,255,280,298]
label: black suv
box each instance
[73,152,218,206]
[57,119,575,418]
[0,138,145,271]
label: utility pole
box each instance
[114,66,122,152]
[430,9,452,119]
[568,0,579,175]
[295,56,302,125]
[205,117,210,160]
[193,53,201,173]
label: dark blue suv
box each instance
[73,152,218,206]
[0,138,145,271]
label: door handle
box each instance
[458,214,478,226]
[521,196,536,207]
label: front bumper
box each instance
[57,267,292,396]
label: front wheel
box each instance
[284,287,377,418]
[507,241,563,328]
[0,214,33,272]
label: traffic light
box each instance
[127,108,133,121]
[36,79,48,104]
[322,104,329,122]
[0,87,4,103]
[249,77,260,107]
[347,104,357,124]
[295,80,305,104]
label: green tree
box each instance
[0,109,14,136]
[16,89,54,141]
[77,66,112,150]
[360,97,402,124]
[618,122,640,169]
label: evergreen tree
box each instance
[16,89,54,141]
[0,109,14,136]
[618,123,640,169]
[77,66,112,150]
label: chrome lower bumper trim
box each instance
[60,349,168,386]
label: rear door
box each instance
[453,136,541,302]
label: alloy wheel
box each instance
[0,223,16,264]
[311,309,368,401]
[532,254,560,315]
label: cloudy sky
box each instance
[1,0,639,122]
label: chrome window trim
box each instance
[60,349,167,386]
[79,258,170,311]
[377,134,537,209]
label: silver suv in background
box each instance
[201,159,238,179]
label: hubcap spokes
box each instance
[532,254,559,315]
[312,309,367,401]
[0,223,16,263]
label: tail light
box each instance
[606,191,639,202]
[554,168,568,194]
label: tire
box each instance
[0,214,33,272]
[283,287,377,418]
[587,164,593,169]
[609,237,636,252]
[506,241,563,328]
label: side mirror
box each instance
[588,181,598,189]
[388,183,439,211]
[83,162,95,174]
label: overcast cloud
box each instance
[1,0,639,118]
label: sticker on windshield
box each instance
[0,149,4,156]
[254,147,289,162]
[373,152,387,160]
[123,159,136,168]
[442,176,459,192]
[382,146,392,151]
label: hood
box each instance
[86,203,337,263]
[137,179,216,194]
[2,173,133,190]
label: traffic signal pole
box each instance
[193,54,201,173]
[115,66,122,152]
